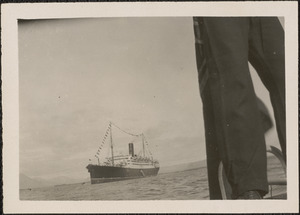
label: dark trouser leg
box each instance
[248,17,286,162]
[199,17,268,198]
[201,80,223,199]
[194,18,223,199]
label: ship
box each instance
[86,122,160,184]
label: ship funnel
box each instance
[129,143,134,156]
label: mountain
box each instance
[45,176,89,186]
[19,160,207,189]
[159,159,206,174]
[20,173,90,189]
[19,173,54,189]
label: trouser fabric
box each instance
[193,17,285,199]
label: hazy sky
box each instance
[19,17,280,180]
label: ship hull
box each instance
[86,164,160,184]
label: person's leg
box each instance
[194,17,223,199]
[201,83,223,199]
[248,17,286,162]
[197,17,268,198]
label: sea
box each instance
[20,157,286,200]
[20,167,209,200]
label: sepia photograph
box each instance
[2,2,299,213]
[18,17,207,200]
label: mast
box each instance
[110,122,114,166]
[142,134,145,157]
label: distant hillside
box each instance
[20,160,208,189]
[158,155,284,175]
[20,173,90,189]
[159,160,206,174]
[19,173,54,189]
[45,176,89,186]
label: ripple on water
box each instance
[20,159,284,200]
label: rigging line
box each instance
[94,124,111,156]
[110,122,141,137]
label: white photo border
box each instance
[2,2,299,213]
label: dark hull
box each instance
[86,164,160,184]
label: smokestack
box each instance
[129,143,134,156]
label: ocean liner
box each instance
[86,122,160,184]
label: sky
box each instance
[18,17,281,180]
